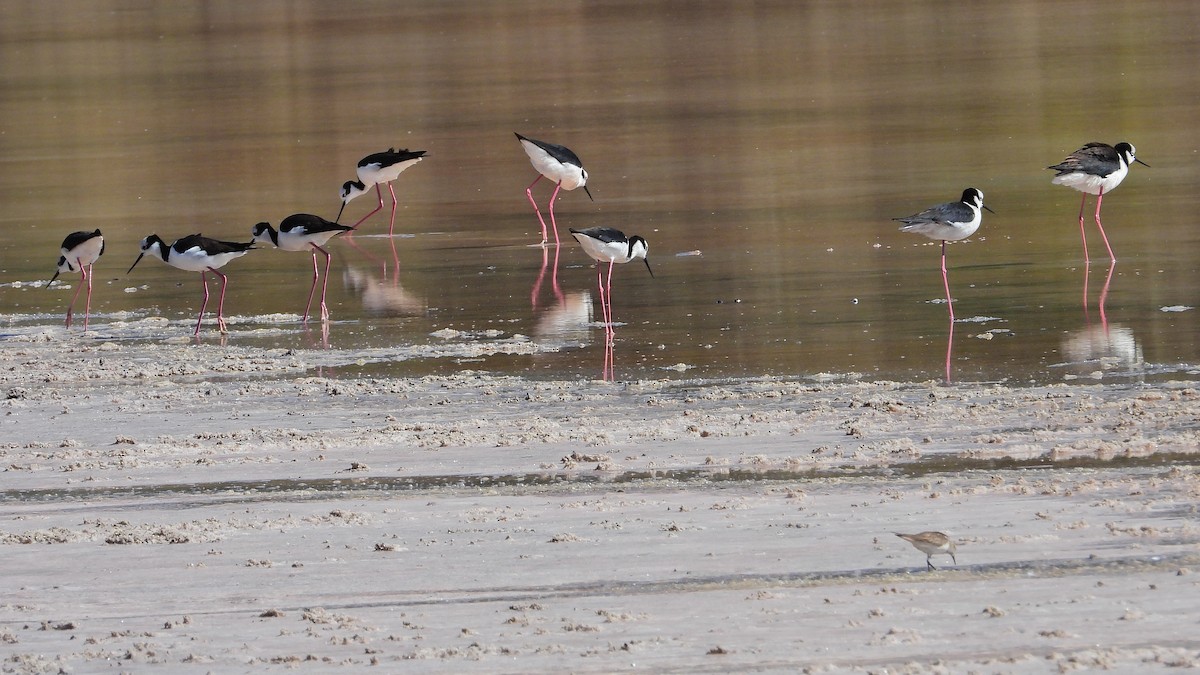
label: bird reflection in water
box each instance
[1063,261,1142,378]
[1061,323,1143,379]
[343,266,425,322]
[340,229,404,280]
[532,290,593,349]
[531,290,615,380]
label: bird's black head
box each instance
[1115,142,1149,168]
[128,234,164,273]
[628,235,653,278]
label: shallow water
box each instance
[1,1,1198,383]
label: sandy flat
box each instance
[2,330,1199,673]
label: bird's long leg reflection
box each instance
[944,315,955,384]
[1097,261,1115,331]
[1082,260,1117,332]
[340,229,384,272]
[530,241,564,310]
[602,338,615,381]
[386,232,401,280]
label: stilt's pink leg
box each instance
[82,263,93,331]
[195,271,211,336]
[595,262,609,337]
[351,184,385,229]
[65,258,85,328]
[1077,193,1091,265]
[316,244,333,322]
[387,182,399,237]
[302,249,320,323]
[1093,187,1116,262]
[525,175,549,244]
[940,240,954,323]
[605,259,616,345]
[547,182,563,247]
[213,268,230,334]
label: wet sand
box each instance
[2,330,1198,672]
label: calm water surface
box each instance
[1,1,1197,383]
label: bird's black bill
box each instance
[335,201,347,224]
[1135,158,1151,167]
[583,185,594,202]
[46,272,60,287]
[127,253,146,274]
[643,258,654,278]
[983,205,996,214]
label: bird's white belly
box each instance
[900,217,980,242]
[170,248,246,272]
[1052,164,1128,195]
[524,148,584,190]
[67,238,105,266]
[278,232,337,251]
[576,238,630,263]
[359,157,423,186]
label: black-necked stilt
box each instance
[569,227,652,347]
[252,214,354,323]
[128,234,255,336]
[1048,142,1148,264]
[49,229,105,331]
[894,187,993,322]
[894,532,957,571]
[336,148,427,235]
[516,133,592,246]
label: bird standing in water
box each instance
[128,233,254,336]
[337,147,427,235]
[252,214,354,323]
[894,187,994,322]
[569,226,652,346]
[517,133,592,246]
[49,229,105,331]
[1048,141,1148,263]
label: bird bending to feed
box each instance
[128,233,255,336]
[895,531,957,570]
[569,227,652,345]
[49,229,105,331]
[894,187,993,321]
[337,147,427,234]
[1048,141,1148,263]
[252,214,354,323]
[517,132,592,246]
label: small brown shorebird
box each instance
[895,531,957,570]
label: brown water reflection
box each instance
[1,2,1197,383]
